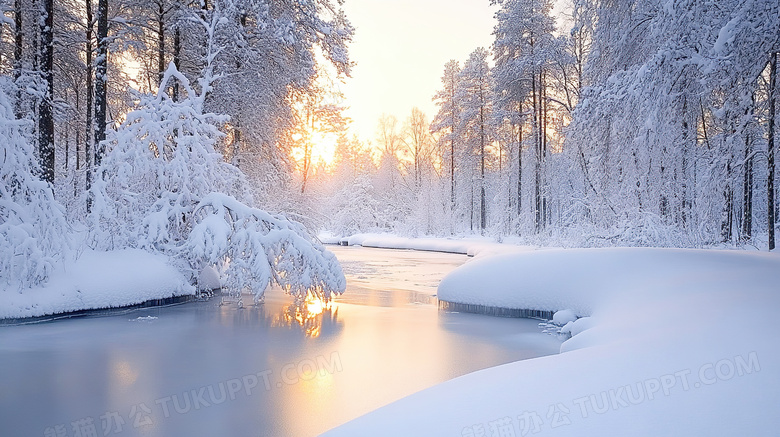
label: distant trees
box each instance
[457,48,493,233]
[432,60,461,216]
[326,0,779,250]
[289,72,348,194]
[402,107,433,190]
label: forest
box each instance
[321,0,780,251]
[2,0,779,294]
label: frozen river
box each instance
[0,246,561,437]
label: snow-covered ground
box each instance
[324,248,780,436]
[318,232,533,257]
[0,249,193,320]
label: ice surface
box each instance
[0,246,560,437]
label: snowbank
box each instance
[325,232,533,257]
[0,249,193,320]
[324,248,780,436]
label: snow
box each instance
[552,309,577,326]
[712,12,740,55]
[329,232,534,257]
[0,249,193,320]
[197,265,222,291]
[560,316,593,337]
[323,248,780,436]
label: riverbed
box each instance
[0,246,561,436]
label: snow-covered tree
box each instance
[88,15,345,302]
[492,0,566,233]
[0,81,70,291]
[197,0,353,196]
[432,60,461,220]
[326,175,384,235]
[457,48,493,233]
[563,0,780,247]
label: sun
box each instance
[309,129,339,167]
[291,127,339,169]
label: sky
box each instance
[339,0,499,144]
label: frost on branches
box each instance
[88,64,345,302]
[189,193,345,302]
[0,81,70,291]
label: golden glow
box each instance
[270,294,338,338]
[111,360,139,387]
[305,294,326,316]
[291,127,340,169]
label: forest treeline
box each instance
[312,0,779,250]
[2,0,780,282]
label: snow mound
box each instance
[325,248,780,436]
[553,309,578,325]
[197,265,222,291]
[0,249,193,319]
[560,316,593,338]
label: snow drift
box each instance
[324,248,780,436]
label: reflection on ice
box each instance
[0,246,559,437]
[271,295,341,338]
[211,289,344,339]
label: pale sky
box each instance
[339,0,499,144]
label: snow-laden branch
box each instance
[189,193,345,302]
[88,59,345,302]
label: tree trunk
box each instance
[93,0,108,168]
[13,0,23,118]
[721,162,733,243]
[38,0,54,184]
[232,122,241,168]
[541,70,548,227]
[172,25,180,101]
[450,83,456,217]
[768,53,777,251]
[533,70,541,232]
[480,105,486,232]
[85,0,94,208]
[680,98,690,227]
[157,1,165,86]
[516,116,522,219]
[741,132,753,240]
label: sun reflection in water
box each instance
[271,294,339,338]
[111,360,138,387]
